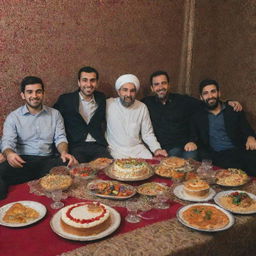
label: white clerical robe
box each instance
[106,98,161,159]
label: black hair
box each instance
[199,79,220,94]
[78,66,99,80]
[20,76,44,93]
[150,71,170,85]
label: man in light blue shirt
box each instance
[0,76,77,199]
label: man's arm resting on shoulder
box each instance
[3,148,25,168]
[56,142,78,167]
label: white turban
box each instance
[115,74,140,91]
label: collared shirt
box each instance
[2,105,68,156]
[142,93,202,150]
[208,104,235,151]
[78,92,98,142]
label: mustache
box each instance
[206,97,217,102]
[156,88,167,93]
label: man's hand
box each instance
[246,136,256,150]
[0,153,6,163]
[154,149,168,157]
[228,101,242,112]
[60,152,78,167]
[184,142,197,152]
[6,152,26,168]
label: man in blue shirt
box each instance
[0,76,77,199]
[191,79,256,175]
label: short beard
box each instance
[204,97,220,110]
[119,97,135,107]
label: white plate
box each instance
[173,185,216,202]
[87,179,136,200]
[0,200,47,227]
[177,203,235,232]
[214,190,256,214]
[50,204,121,241]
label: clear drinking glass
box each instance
[153,191,170,209]
[50,189,64,209]
[197,159,215,184]
[125,200,141,223]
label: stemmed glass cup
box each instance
[125,200,141,223]
[50,189,64,209]
[153,191,170,209]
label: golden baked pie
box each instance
[3,203,39,223]
[137,182,168,196]
[40,174,72,191]
[161,157,186,168]
[183,179,210,197]
[88,158,113,170]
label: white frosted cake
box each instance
[60,202,111,236]
[112,158,150,179]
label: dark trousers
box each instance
[207,148,256,176]
[70,142,112,163]
[0,155,65,199]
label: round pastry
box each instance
[161,157,186,168]
[60,202,111,236]
[40,174,72,192]
[183,179,210,197]
[112,158,151,179]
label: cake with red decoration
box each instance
[112,158,151,179]
[60,202,111,236]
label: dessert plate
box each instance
[214,190,256,214]
[0,200,47,227]
[50,205,121,241]
[177,203,235,232]
[173,185,216,202]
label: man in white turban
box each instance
[105,74,168,159]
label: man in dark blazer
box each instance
[191,79,256,176]
[54,66,111,162]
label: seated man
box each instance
[143,71,242,160]
[0,138,6,163]
[0,76,77,199]
[191,79,256,176]
[54,66,112,163]
[106,74,167,159]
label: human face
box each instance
[21,83,44,112]
[151,75,170,100]
[200,84,221,110]
[78,72,98,99]
[118,83,137,107]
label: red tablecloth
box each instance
[0,172,181,256]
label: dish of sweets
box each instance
[137,182,168,196]
[105,158,154,181]
[87,180,136,199]
[215,168,249,187]
[154,157,193,181]
[69,164,97,179]
[214,190,256,214]
[88,158,113,170]
[40,174,73,192]
[50,202,121,241]
[174,179,216,202]
[177,203,234,232]
[0,201,47,227]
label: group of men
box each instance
[0,66,255,199]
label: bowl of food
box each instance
[69,163,97,180]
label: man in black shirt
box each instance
[142,71,201,159]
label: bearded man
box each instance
[106,74,167,159]
[191,79,256,176]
